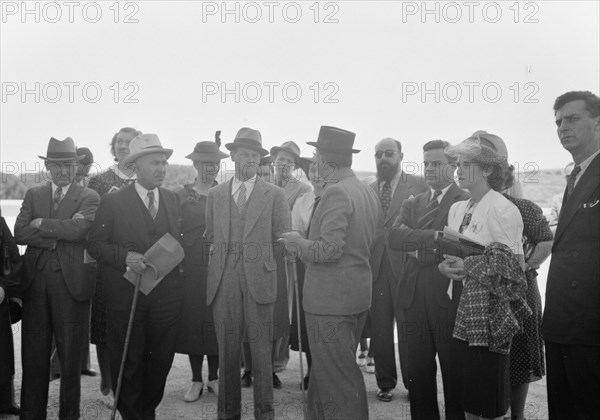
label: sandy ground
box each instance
[2,326,549,420]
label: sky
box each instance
[1,0,599,177]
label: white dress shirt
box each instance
[231,175,257,202]
[134,182,159,213]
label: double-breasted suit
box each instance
[205,177,290,420]
[388,183,470,420]
[368,172,428,391]
[87,183,184,420]
[15,182,99,420]
[543,152,600,419]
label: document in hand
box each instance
[434,227,485,259]
[123,233,184,295]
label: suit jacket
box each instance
[14,183,99,301]
[302,168,381,316]
[86,183,183,310]
[388,183,470,309]
[543,153,600,346]
[205,177,291,305]
[369,173,428,284]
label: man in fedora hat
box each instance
[205,127,291,420]
[281,126,381,420]
[15,137,100,420]
[87,134,184,420]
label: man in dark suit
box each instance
[281,126,381,420]
[368,137,428,402]
[15,137,100,420]
[543,91,600,420]
[205,128,291,420]
[387,140,469,419]
[87,134,183,420]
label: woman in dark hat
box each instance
[175,137,228,402]
[0,211,22,416]
[87,127,141,407]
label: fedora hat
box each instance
[307,126,360,154]
[121,134,173,166]
[225,127,269,156]
[38,137,85,162]
[270,141,301,165]
[186,141,229,162]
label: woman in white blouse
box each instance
[439,132,525,420]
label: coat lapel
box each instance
[214,180,232,243]
[434,183,467,228]
[555,154,600,244]
[160,188,180,237]
[386,174,417,225]
[244,179,268,238]
[120,184,152,249]
[42,183,53,218]
[56,183,83,219]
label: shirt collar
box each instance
[52,182,72,195]
[378,169,403,193]
[430,183,453,203]
[577,149,600,177]
[134,181,159,201]
[231,174,257,195]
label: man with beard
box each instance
[368,137,427,402]
[387,140,469,419]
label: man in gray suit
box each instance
[368,138,428,401]
[282,126,381,420]
[205,127,291,420]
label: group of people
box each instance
[0,89,598,420]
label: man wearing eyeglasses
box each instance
[368,138,427,402]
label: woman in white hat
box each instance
[175,139,228,402]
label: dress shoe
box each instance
[377,388,393,402]
[241,371,252,388]
[207,379,218,396]
[0,406,20,415]
[184,381,204,402]
[81,369,98,377]
[272,373,282,389]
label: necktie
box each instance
[237,182,247,211]
[380,181,392,216]
[147,191,158,219]
[53,187,63,211]
[417,190,442,229]
[306,195,322,236]
[565,164,581,202]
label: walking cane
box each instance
[284,254,308,415]
[111,265,157,420]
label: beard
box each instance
[377,161,399,182]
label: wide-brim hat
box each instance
[270,141,301,165]
[38,137,85,162]
[121,134,173,166]
[445,131,508,166]
[186,141,229,162]
[225,127,269,156]
[307,126,360,154]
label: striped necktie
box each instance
[147,191,158,219]
[237,182,247,211]
[417,190,442,229]
[53,187,63,211]
[564,164,581,202]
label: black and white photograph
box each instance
[1,1,599,419]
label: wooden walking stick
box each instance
[111,265,157,420]
[284,255,308,415]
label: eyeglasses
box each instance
[375,150,397,159]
